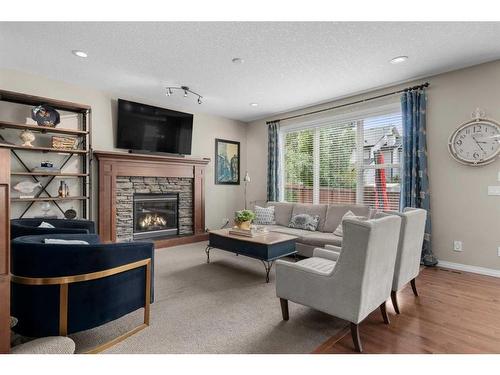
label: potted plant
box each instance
[234,209,256,230]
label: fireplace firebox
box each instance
[133,193,179,240]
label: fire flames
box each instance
[139,214,167,229]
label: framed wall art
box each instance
[215,138,240,185]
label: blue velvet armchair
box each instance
[10,218,96,239]
[10,233,154,349]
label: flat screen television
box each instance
[116,99,193,155]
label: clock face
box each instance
[449,119,500,166]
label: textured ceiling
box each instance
[1,22,500,122]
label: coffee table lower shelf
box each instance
[206,229,298,283]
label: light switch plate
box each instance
[488,186,500,196]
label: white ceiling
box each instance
[1,22,500,122]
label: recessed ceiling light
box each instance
[390,56,408,64]
[72,50,88,58]
[250,103,258,107]
[232,57,245,64]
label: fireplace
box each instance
[133,193,179,240]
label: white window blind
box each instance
[280,103,402,210]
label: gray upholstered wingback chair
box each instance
[385,208,427,314]
[275,215,402,352]
[324,208,428,314]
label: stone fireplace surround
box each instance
[116,176,193,242]
[94,151,210,248]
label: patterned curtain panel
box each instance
[401,89,438,266]
[267,120,280,202]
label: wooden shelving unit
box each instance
[11,172,88,177]
[0,89,92,220]
[0,120,88,136]
[0,143,88,154]
[12,196,89,202]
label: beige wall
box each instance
[0,69,247,230]
[246,60,500,270]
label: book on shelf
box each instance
[31,167,61,173]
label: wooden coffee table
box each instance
[206,229,298,283]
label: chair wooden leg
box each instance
[410,278,419,297]
[391,290,400,314]
[350,323,363,353]
[380,301,390,324]
[280,298,289,321]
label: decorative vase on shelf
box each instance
[58,181,67,198]
[40,202,51,217]
[19,129,36,147]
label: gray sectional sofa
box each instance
[262,201,372,257]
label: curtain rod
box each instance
[267,82,429,124]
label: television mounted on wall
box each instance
[116,99,193,155]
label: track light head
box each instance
[197,97,202,104]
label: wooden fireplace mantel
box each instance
[94,150,210,248]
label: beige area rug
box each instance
[70,241,348,353]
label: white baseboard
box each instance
[438,260,500,278]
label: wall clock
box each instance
[448,111,500,166]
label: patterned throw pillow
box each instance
[254,205,276,225]
[288,214,320,231]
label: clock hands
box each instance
[471,136,486,153]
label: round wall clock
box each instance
[448,117,500,166]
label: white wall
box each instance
[0,68,247,230]
[246,60,500,271]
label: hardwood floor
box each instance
[313,266,500,354]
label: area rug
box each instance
[70,241,348,353]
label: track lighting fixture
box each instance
[165,85,203,104]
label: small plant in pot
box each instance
[234,209,256,230]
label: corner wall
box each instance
[246,60,500,270]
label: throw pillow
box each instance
[38,221,55,228]
[288,214,320,231]
[44,239,89,245]
[254,205,276,225]
[333,211,369,236]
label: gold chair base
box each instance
[83,323,148,354]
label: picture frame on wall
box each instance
[215,138,240,185]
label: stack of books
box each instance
[228,227,269,237]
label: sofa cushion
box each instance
[333,210,356,236]
[264,225,312,239]
[289,214,320,231]
[291,203,328,231]
[300,232,343,248]
[254,205,276,225]
[266,202,294,226]
[323,204,371,233]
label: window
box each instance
[280,103,402,210]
